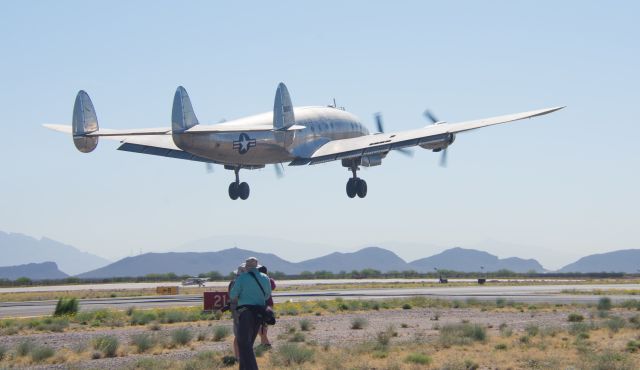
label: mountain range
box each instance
[1,231,638,279]
[0,231,110,275]
[0,262,68,280]
[75,246,547,278]
[557,249,640,273]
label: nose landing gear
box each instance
[345,163,367,198]
[228,167,250,200]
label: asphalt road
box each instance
[0,278,585,293]
[1,283,639,318]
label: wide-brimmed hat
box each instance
[245,257,259,269]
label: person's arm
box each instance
[270,278,276,290]
[264,276,272,298]
[229,276,242,299]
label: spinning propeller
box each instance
[373,113,413,157]
[423,109,449,168]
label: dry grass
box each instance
[0,306,639,368]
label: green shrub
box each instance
[496,298,506,308]
[93,335,119,357]
[540,326,561,338]
[289,332,306,342]
[196,330,207,341]
[29,316,69,332]
[376,329,394,348]
[16,340,35,356]
[569,322,591,336]
[626,340,640,353]
[350,317,368,330]
[30,345,55,362]
[567,313,584,322]
[299,319,312,331]
[0,344,7,360]
[212,326,231,341]
[162,310,187,324]
[605,316,626,333]
[495,343,508,350]
[525,323,539,337]
[497,322,511,337]
[519,335,530,344]
[439,323,487,346]
[148,321,162,331]
[54,297,78,316]
[586,350,633,370]
[131,310,158,325]
[271,343,314,366]
[405,353,431,365]
[131,333,155,353]
[171,328,193,346]
[597,297,612,311]
[402,303,412,310]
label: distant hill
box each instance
[409,247,546,273]
[0,231,110,275]
[297,247,409,273]
[77,248,302,278]
[0,262,68,280]
[558,249,640,273]
[78,246,549,278]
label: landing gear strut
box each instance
[345,163,367,198]
[228,167,250,200]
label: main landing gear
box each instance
[345,164,367,198]
[228,167,250,200]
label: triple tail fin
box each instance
[72,90,99,153]
[172,86,199,133]
[273,82,295,130]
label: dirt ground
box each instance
[1,304,637,369]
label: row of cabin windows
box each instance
[309,121,361,133]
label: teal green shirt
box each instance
[229,268,272,307]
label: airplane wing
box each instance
[116,135,217,163]
[43,124,217,163]
[290,106,564,165]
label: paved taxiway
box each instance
[1,283,639,318]
[0,278,584,293]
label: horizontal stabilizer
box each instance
[43,124,72,134]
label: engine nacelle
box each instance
[419,133,455,152]
[361,154,383,167]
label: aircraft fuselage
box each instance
[173,106,369,166]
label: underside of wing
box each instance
[116,135,218,163]
[291,106,564,165]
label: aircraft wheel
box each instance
[356,179,367,198]
[239,182,250,200]
[228,182,239,200]
[346,178,357,198]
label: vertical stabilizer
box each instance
[72,90,99,153]
[273,82,295,130]
[172,86,199,133]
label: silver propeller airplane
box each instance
[44,83,563,200]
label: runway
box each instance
[1,283,638,318]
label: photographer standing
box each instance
[229,257,272,370]
[228,263,245,361]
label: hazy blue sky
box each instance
[1,1,638,270]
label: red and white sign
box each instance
[203,291,230,311]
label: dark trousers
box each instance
[237,308,261,370]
